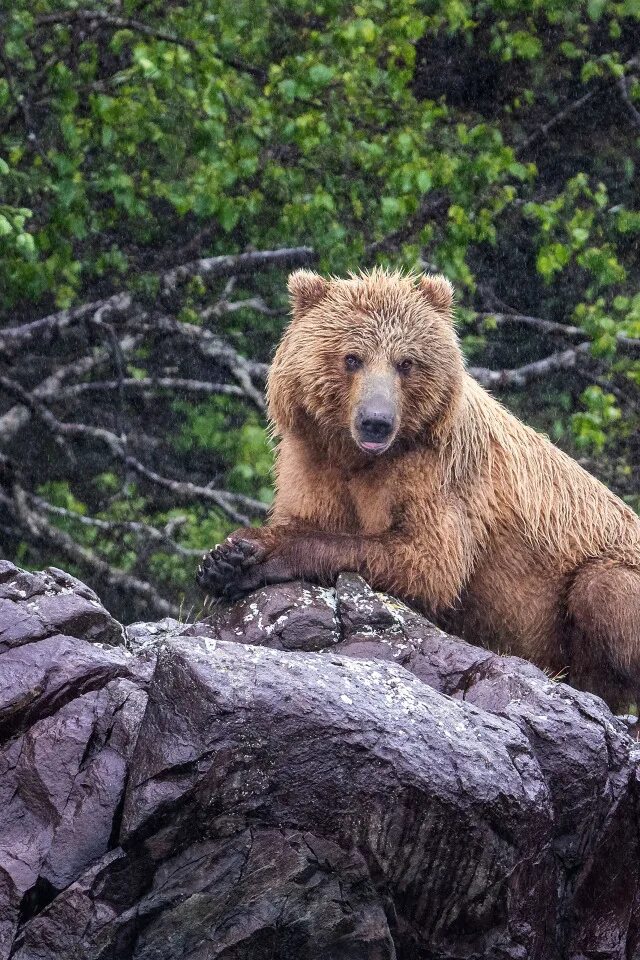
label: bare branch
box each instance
[364,194,448,258]
[516,89,598,156]
[468,343,592,389]
[29,494,203,558]
[162,245,316,292]
[615,334,640,356]
[0,293,138,356]
[0,335,142,441]
[0,375,126,456]
[35,9,197,52]
[158,316,269,379]
[11,485,179,618]
[151,315,268,410]
[200,295,284,321]
[516,56,639,155]
[0,246,313,356]
[55,377,246,400]
[124,457,268,525]
[0,377,267,525]
[472,311,640,357]
[473,311,585,340]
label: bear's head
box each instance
[267,268,464,458]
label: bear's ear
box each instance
[417,274,454,317]
[287,269,329,316]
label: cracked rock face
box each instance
[1,562,639,960]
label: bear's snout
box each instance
[354,394,398,454]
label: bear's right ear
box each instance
[417,274,455,318]
[287,270,329,316]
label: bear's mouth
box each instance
[356,438,394,455]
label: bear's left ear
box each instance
[288,269,329,316]
[417,274,454,318]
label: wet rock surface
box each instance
[1,561,639,960]
[0,560,123,650]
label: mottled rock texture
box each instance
[1,561,639,959]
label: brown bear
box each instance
[197,268,640,711]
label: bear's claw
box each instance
[196,536,266,597]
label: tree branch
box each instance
[35,9,197,52]
[0,293,139,356]
[472,311,586,340]
[161,245,316,292]
[468,342,592,389]
[516,88,598,156]
[472,311,640,357]
[10,485,180,618]
[0,246,314,356]
[516,57,639,155]
[151,315,268,410]
[364,194,448,258]
[0,376,267,525]
[28,494,203,559]
[55,377,246,401]
[124,457,268,526]
[0,335,141,441]
[200,295,285,321]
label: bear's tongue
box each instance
[361,441,387,453]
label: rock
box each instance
[0,559,639,960]
[184,581,341,652]
[0,560,123,650]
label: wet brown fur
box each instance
[253,268,640,710]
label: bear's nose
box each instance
[358,412,394,443]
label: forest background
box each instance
[2,0,640,622]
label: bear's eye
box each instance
[397,358,413,375]
[344,355,363,373]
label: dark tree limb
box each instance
[473,310,586,340]
[516,57,639,156]
[364,194,449,258]
[618,74,640,132]
[516,88,599,156]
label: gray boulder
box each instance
[0,562,638,959]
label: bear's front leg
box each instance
[197,514,472,612]
[196,526,390,601]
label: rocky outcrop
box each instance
[1,560,639,959]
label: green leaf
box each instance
[308,64,335,86]
[416,169,432,192]
[588,0,607,20]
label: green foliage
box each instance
[572,386,621,453]
[0,0,552,309]
[175,398,274,502]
